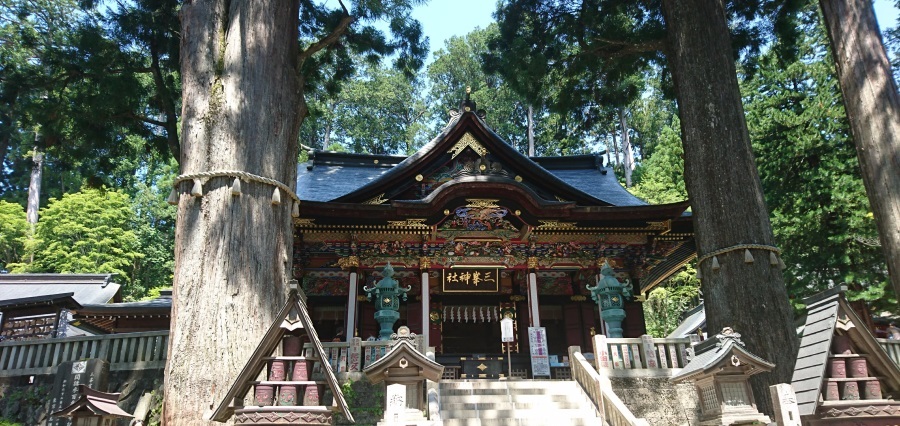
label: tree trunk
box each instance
[164,1,302,424]
[527,104,535,156]
[27,145,43,226]
[611,124,621,168]
[661,0,799,414]
[819,0,900,299]
[619,108,634,188]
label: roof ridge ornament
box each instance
[448,86,487,121]
[714,326,745,350]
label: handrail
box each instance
[0,331,169,376]
[569,346,650,426]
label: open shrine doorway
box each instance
[438,296,506,355]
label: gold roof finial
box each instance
[466,86,471,94]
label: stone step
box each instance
[441,418,604,426]
[440,401,587,411]
[439,388,577,397]
[437,380,603,426]
[440,380,577,390]
[439,394,577,404]
[440,408,598,419]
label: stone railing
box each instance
[313,338,408,373]
[0,331,168,377]
[876,338,900,366]
[595,335,699,374]
[569,345,650,426]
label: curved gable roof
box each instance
[297,110,649,207]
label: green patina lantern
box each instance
[586,260,633,338]
[363,263,411,340]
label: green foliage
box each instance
[630,116,688,204]
[0,200,28,270]
[428,25,532,151]
[0,384,49,425]
[10,188,145,298]
[643,265,701,337]
[430,25,613,157]
[128,158,176,298]
[742,9,890,309]
[0,0,181,205]
[330,63,429,155]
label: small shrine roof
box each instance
[791,286,900,417]
[364,337,445,384]
[210,288,353,423]
[51,385,133,418]
[672,328,774,383]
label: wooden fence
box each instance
[0,331,168,377]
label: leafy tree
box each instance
[643,265,701,337]
[630,117,688,204]
[0,0,180,206]
[329,63,429,155]
[129,157,177,297]
[167,0,427,422]
[743,11,890,310]
[0,201,28,270]
[428,26,532,151]
[10,188,143,298]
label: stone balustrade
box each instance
[568,345,650,426]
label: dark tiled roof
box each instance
[296,111,651,207]
[0,274,120,305]
[75,291,172,316]
[297,153,647,206]
[667,302,706,338]
[297,159,394,202]
[0,292,82,310]
[641,239,697,292]
[545,168,647,207]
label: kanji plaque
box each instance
[442,268,500,292]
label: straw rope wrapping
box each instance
[172,170,301,205]
[696,243,781,267]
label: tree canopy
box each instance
[9,188,145,298]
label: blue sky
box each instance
[409,1,900,63]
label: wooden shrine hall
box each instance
[293,94,696,372]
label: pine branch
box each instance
[297,14,355,68]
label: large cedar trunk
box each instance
[164,1,302,424]
[661,0,799,414]
[819,0,900,299]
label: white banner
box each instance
[528,327,551,377]
[501,318,515,342]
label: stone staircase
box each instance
[438,380,604,426]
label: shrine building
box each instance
[293,95,695,370]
